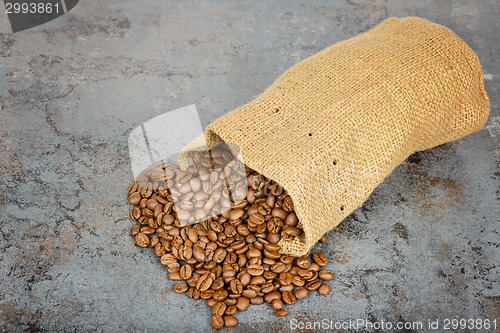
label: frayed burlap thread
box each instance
[180,17,489,256]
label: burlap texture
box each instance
[180,17,489,256]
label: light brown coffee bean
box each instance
[230,279,243,294]
[242,289,257,299]
[192,245,206,262]
[211,315,224,330]
[168,272,182,280]
[213,289,229,302]
[236,297,249,311]
[196,272,214,291]
[174,282,188,293]
[135,233,149,247]
[313,253,328,266]
[250,296,264,305]
[179,264,192,280]
[296,256,311,269]
[224,315,238,327]
[207,299,217,307]
[128,192,141,206]
[264,291,281,303]
[306,280,322,291]
[247,264,264,276]
[271,299,284,311]
[282,290,296,305]
[130,224,141,236]
[278,272,292,286]
[318,283,331,295]
[224,305,236,316]
[212,302,227,316]
[318,269,334,281]
[275,309,289,316]
[294,288,309,300]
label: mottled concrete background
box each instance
[0,1,498,332]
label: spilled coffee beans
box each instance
[126,144,333,329]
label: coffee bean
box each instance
[236,297,249,311]
[126,148,334,330]
[282,290,296,305]
[174,282,188,293]
[179,264,193,280]
[135,233,149,247]
[247,264,264,276]
[275,309,289,316]
[224,315,238,327]
[212,302,227,316]
[211,315,224,330]
[294,288,309,300]
[250,296,264,305]
[318,269,334,281]
[196,272,214,291]
[313,253,328,266]
[318,283,331,295]
[221,304,234,316]
[306,280,322,291]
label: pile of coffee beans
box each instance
[126,145,332,329]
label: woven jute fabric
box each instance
[180,17,489,256]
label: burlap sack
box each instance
[180,17,489,256]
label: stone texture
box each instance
[0,0,498,331]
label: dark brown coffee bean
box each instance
[275,309,289,316]
[224,316,238,327]
[135,233,149,247]
[247,264,264,276]
[179,264,193,280]
[318,283,331,295]
[306,280,322,291]
[282,290,296,305]
[224,298,237,306]
[267,232,281,244]
[211,315,224,330]
[236,297,249,311]
[212,277,224,291]
[278,272,292,285]
[174,282,188,293]
[247,248,261,258]
[196,272,214,291]
[313,253,328,266]
[318,269,334,281]
[271,207,287,220]
[263,249,280,260]
[212,302,227,316]
[271,262,286,274]
[291,275,305,287]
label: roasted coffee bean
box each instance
[282,290,296,305]
[318,283,331,295]
[212,302,227,316]
[247,264,264,276]
[294,288,309,300]
[236,297,249,311]
[135,233,149,247]
[179,264,193,280]
[318,269,334,281]
[224,315,238,327]
[272,299,284,311]
[250,296,264,305]
[126,149,334,330]
[275,310,289,316]
[313,253,328,266]
[306,280,322,291]
[197,272,214,291]
[174,282,188,293]
[211,315,224,330]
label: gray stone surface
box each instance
[0,0,498,332]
